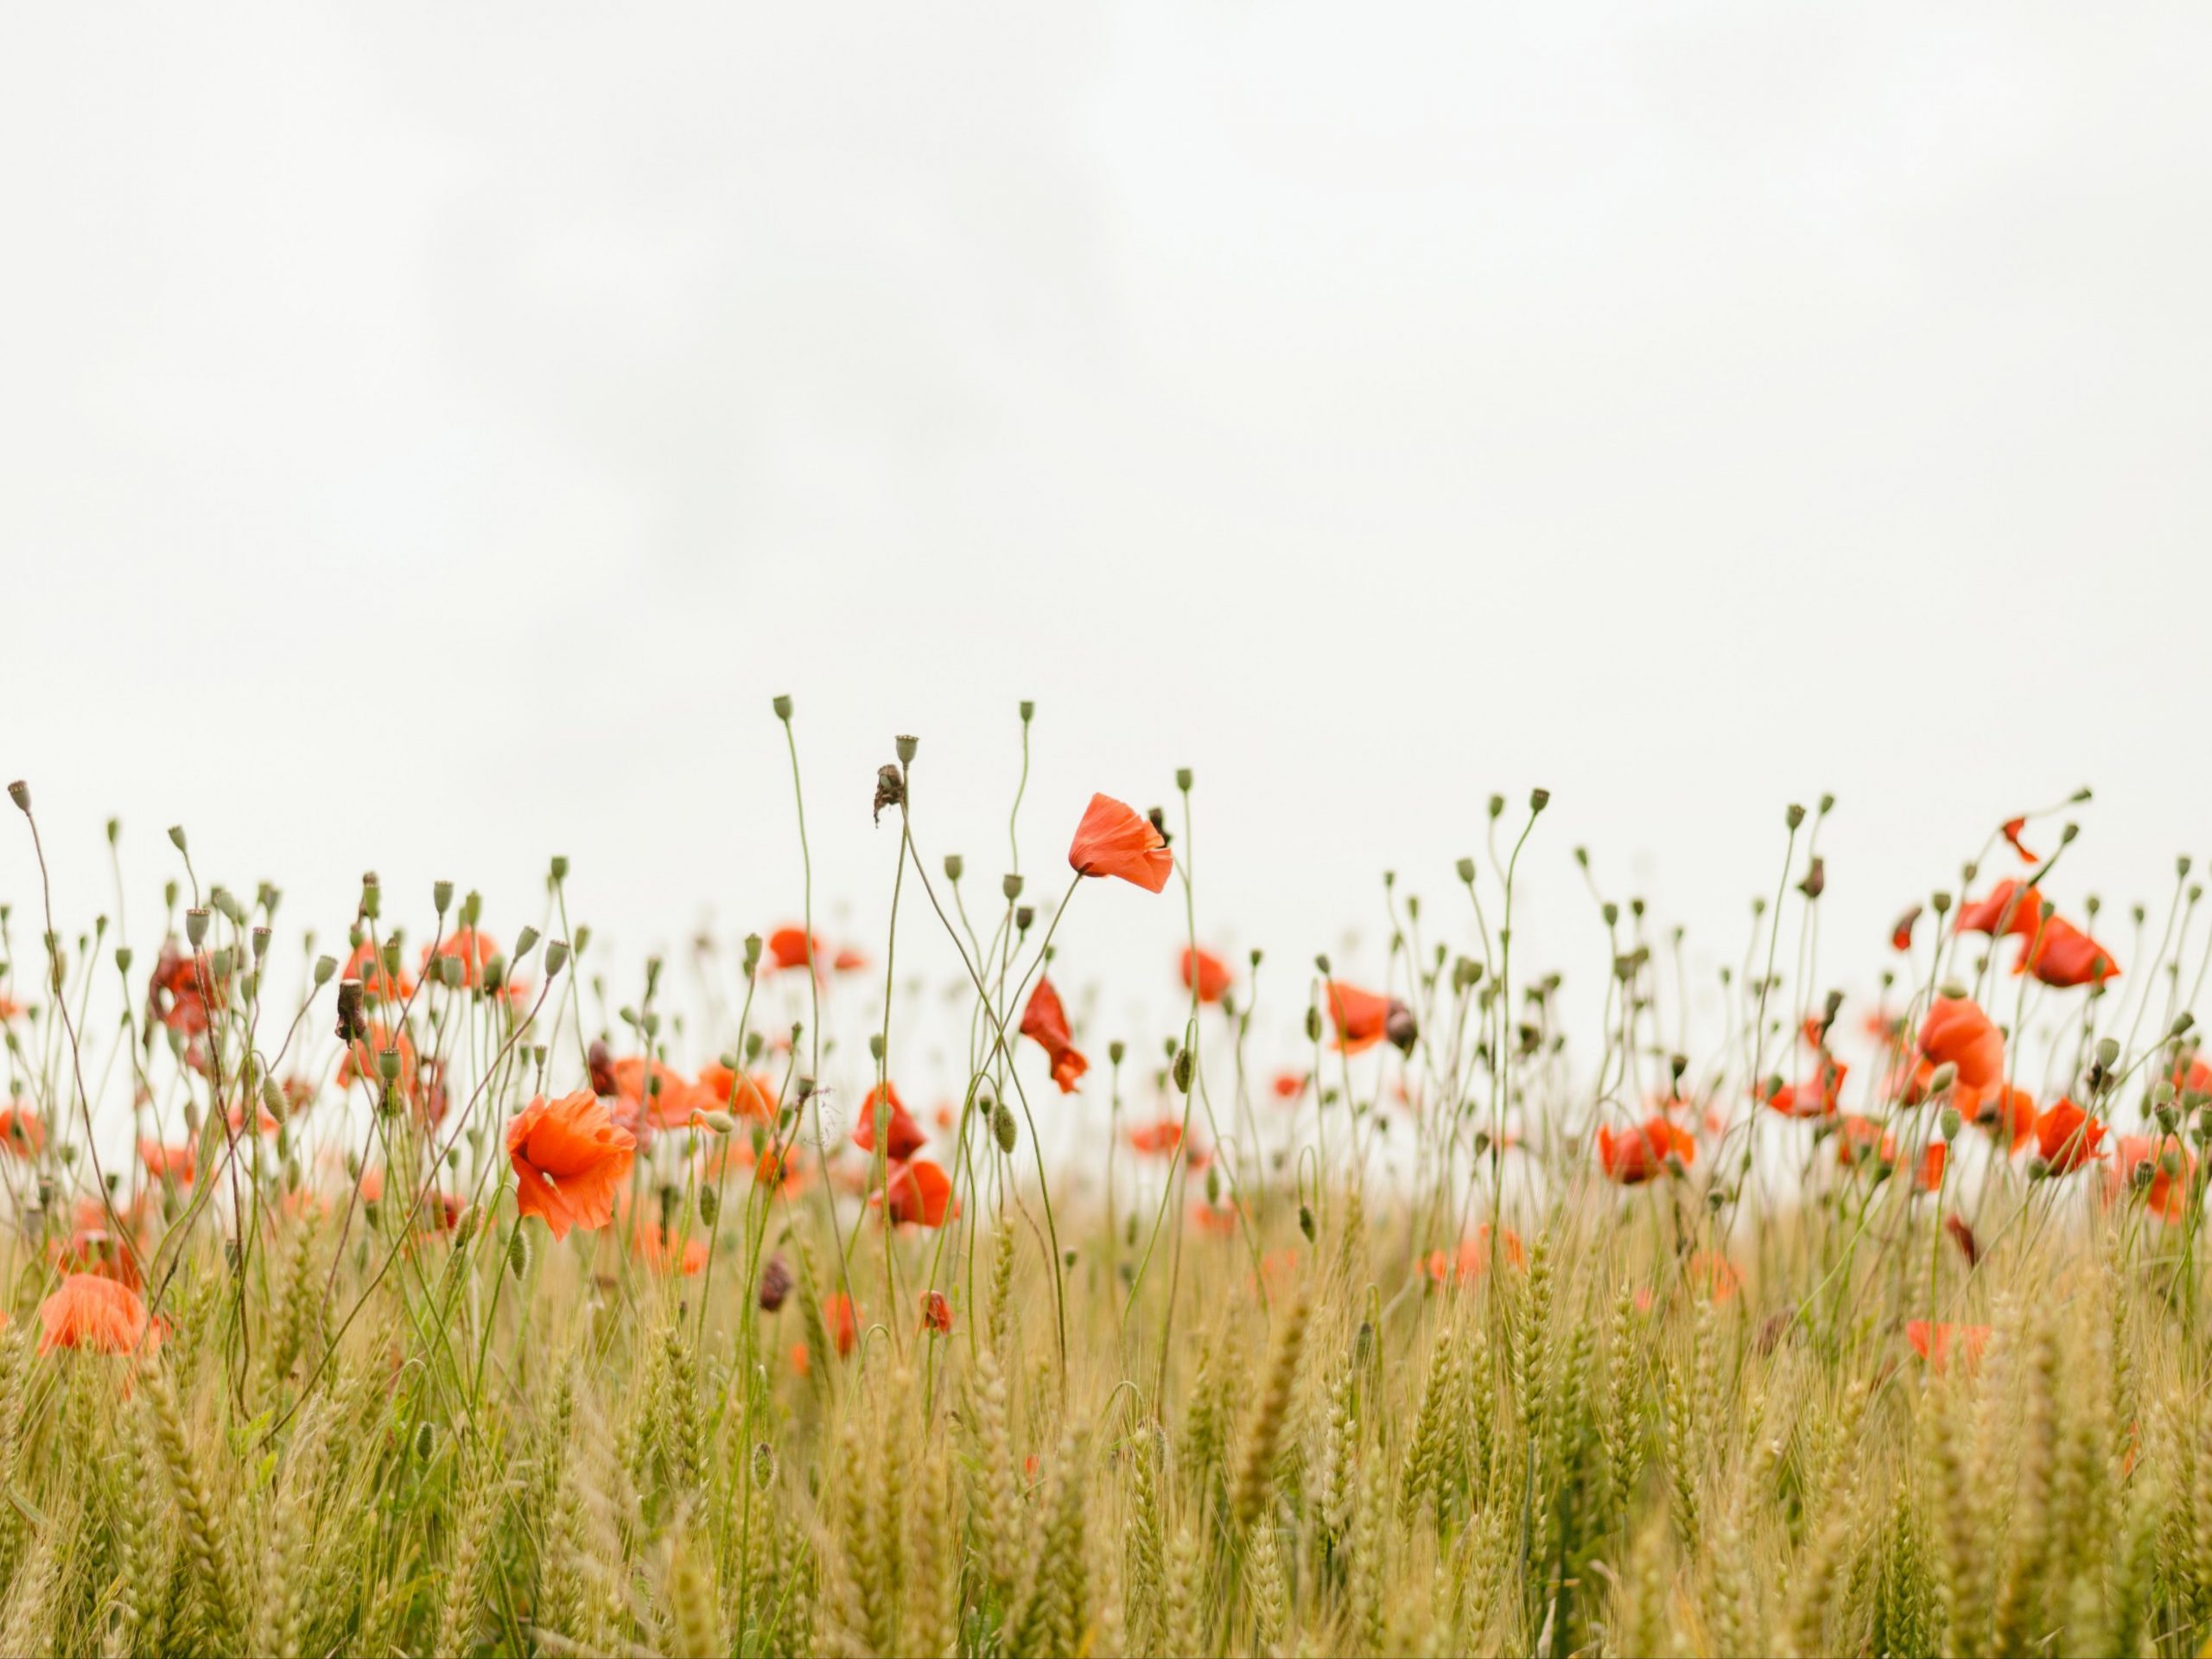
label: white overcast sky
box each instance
[3,3,2209,1091]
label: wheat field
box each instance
[0,715,2201,1659]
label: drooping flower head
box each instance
[851,1083,928,1162]
[506,1090,637,1240]
[1066,793,1173,893]
[1953,880,2044,939]
[1020,977,1089,1093]
[1180,947,1232,1005]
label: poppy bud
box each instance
[1819,793,1835,814]
[2157,1103,2180,1135]
[944,855,964,882]
[1015,906,1035,931]
[548,855,570,885]
[699,1185,720,1225]
[2061,823,2079,843]
[1204,1165,1220,1205]
[1305,1007,1322,1043]
[2133,1160,2157,1192]
[1019,700,1035,723]
[2027,1156,2051,1180]
[1175,766,1193,792]
[2175,1013,2196,1038]
[1529,788,1551,813]
[116,945,134,976]
[1173,1046,1195,1093]
[263,1077,286,1125]
[1108,1039,1126,1065]
[1785,803,1805,830]
[1385,1001,1418,1054]
[1939,1106,1961,1141]
[2096,1037,2120,1070]
[1927,1063,1957,1095]
[1003,874,1024,902]
[759,1253,793,1312]
[1452,957,1481,992]
[992,1100,1018,1154]
[1299,1203,1315,1242]
[544,940,569,976]
[772,695,793,721]
[437,955,463,988]
[1354,1320,1375,1365]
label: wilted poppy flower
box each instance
[634,1226,709,1276]
[2107,1134,2196,1224]
[758,1252,794,1312]
[2034,1098,2107,1174]
[0,1106,44,1160]
[1906,1319,1991,1373]
[506,1090,637,1240]
[1596,1116,1694,1185]
[851,1083,927,1162]
[2016,918,2120,988]
[1180,947,1232,1005]
[147,941,226,1038]
[874,1159,957,1228]
[921,1290,953,1334]
[2000,817,2038,862]
[1918,998,2005,1093]
[1020,978,1089,1093]
[1325,983,1391,1054]
[1891,906,1923,951]
[765,927,823,974]
[1066,794,1173,893]
[38,1274,158,1356]
[1954,881,2044,939]
[823,1292,859,1357]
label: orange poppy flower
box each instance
[2173,1052,2212,1100]
[2000,817,2038,862]
[1918,998,2005,1093]
[0,1107,44,1160]
[874,1160,957,1228]
[765,927,823,974]
[1066,794,1173,893]
[1877,1131,1947,1192]
[2107,1134,2196,1224]
[505,1090,637,1240]
[1270,1071,1307,1102]
[1421,1224,1526,1287]
[139,1139,194,1184]
[1954,880,2043,938]
[1956,1079,2037,1152]
[1596,1116,1694,1185]
[341,939,416,1001]
[1761,1053,1847,1119]
[1834,1115,1885,1167]
[920,1290,953,1334]
[823,1292,859,1357]
[1191,1202,1239,1236]
[1180,947,1232,1005]
[1685,1249,1740,1302]
[634,1225,709,1276]
[1325,982,1391,1054]
[38,1274,159,1356]
[0,994,19,1021]
[831,945,868,974]
[1906,1319,1991,1373]
[607,1057,712,1131]
[421,928,500,990]
[1020,978,1089,1093]
[1127,1119,1208,1166]
[2015,918,2120,988]
[851,1084,927,1162]
[2034,1098,2107,1174]
[696,1064,777,1122]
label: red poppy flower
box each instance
[823,1292,859,1357]
[1325,982,1390,1054]
[874,1160,957,1228]
[1127,1119,1199,1162]
[695,1064,777,1122]
[1877,1131,1948,1192]
[2015,918,2120,988]
[765,927,823,973]
[506,1090,637,1240]
[1270,1071,1307,1102]
[1065,794,1173,893]
[851,1083,927,1161]
[1020,978,1089,1093]
[1918,998,2005,1093]
[2107,1134,2196,1224]
[38,1274,159,1357]
[0,1107,44,1160]
[138,1139,194,1184]
[920,1290,953,1334]
[2034,1098,2107,1174]
[1180,947,1232,1005]
[831,945,868,974]
[2001,817,2038,862]
[1906,1319,1991,1374]
[1596,1116,1694,1185]
[341,938,416,1001]
[1954,881,2044,939]
[1956,1080,2037,1152]
[421,928,499,990]
[1761,1054,1847,1119]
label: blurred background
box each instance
[3,3,2208,1092]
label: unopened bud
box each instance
[1173,1047,1195,1093]
[992,1100,1018,1154]
[944,854,964,881]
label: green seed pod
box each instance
[1173,1046,1195,1094]
[992,1100,1018,1154]
[699,1185,720,1226]
[1298,1203,1315,1242]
